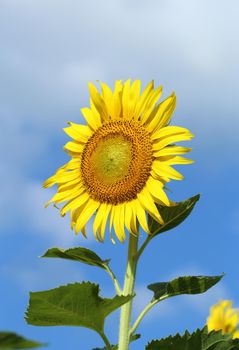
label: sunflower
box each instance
[44,80,193,242]
[207,300,239,339]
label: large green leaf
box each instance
[148,275,223,300]
[0,332,45,349]
[146,326,239,350]
[148,194,200,236]
[42,247,109,270]
[26,282,133,337]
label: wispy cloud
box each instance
[0,258,84,292]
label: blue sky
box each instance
[1,0,239,349]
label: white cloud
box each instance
[133,285,174,324]
[185,283,228,316]
[1,0,239,160]
[0,258,84,292]
[25,182,96,245]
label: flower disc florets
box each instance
[81,120,153,204]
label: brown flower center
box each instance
[81,120,153,204]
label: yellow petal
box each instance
[75,198,100,233]
[43,164,68,188]
[64,122,92,142]
[137,188,163,224]
[71,206,84,230]
[152,161,184,181]
[81,225,87,238]
[150,169,170,183]
[152,125,193,141]
[124,202,134,235]
[146,177,170,206]
[100,82,114,118]
[152,133,194,151]
[93,203,108,241]
[112,80,123,119]
[53,170,80,184]
[146,93,176,133]
[157,155,194,165]
[155,93,176,130]
[141,85,163,124]
[233,331,239,339]
[109,206,117,243]
[130,202,138,235]
[135,200,150,234]
[154,146,192,157]
[113,204,126,242]
[58,178,82,191]
[64,158,81,170]
[45,184,84,207]
[109,206,115,233]
[135,80,154,117]
[89,82,109,121]
[64,141,85,153]
[81,107,101,130]
[61,191,89,216]
[98,204,111,241]
[124,202,138,236]
[122,79,141,119]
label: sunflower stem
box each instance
[118,234,139,350]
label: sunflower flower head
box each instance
[44,80,194,242]
[207,300,239,339]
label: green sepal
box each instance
[0,331,46,349]
[148,275,223,301]
[146,326,239,350]
[148,194,200,236]
[25,282,133,337]
[42,247,110,270]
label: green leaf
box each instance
[148,194,200,236]
[148,275,223,300]
[25,282,133,337]
[0,331,45,349]
[146,326,239,350]
[42,247,110,270]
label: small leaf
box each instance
[146,326,239,350]
[148,275,223,300]
[42,247,110,270]
[26,282,133,337]
[0,331,45,349]
[148,194,200,236]
[131,334,141,342]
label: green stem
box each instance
[99,331,112,350]
[105,265,122,295]
[118,234,139,350]
[130,295,169,337]
[136,236,151,261]
[130,299,158,337]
